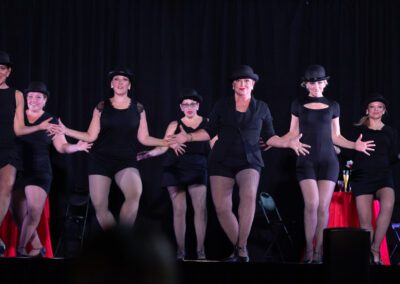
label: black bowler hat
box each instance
[24,81,50,97]
[302,65,330,82]
[230,65,259,82]
[108,67,133,82]
[178,89,203,104]
[0,51,13,67]
[363,93,389,109]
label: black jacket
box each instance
[205,95,276,167]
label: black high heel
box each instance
[311,250,323,264]
[236,246,249,263]
[29,247,46,258]
[0,242,6,256]
[303,250,313,264]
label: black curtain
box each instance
[1,0,400,259]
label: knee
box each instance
[304,200,318,214]
[173,202,187,217]
[214,203,230,217]
[0,178,14,194]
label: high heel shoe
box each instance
[370,247,383,265]
[29,247,46,258]
[302,249,313,264]
[0,242,6,256]
[311,250,323,264]
[176,250,186,262]
[236,246,249,263]
[197,250,206,260]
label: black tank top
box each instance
[91,99,142,159]
[0,87,16,148]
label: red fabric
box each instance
[0,198,53,257]
[328,192,390,265]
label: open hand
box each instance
[288,133,311,156]
[355,134,375,155]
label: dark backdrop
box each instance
[1,0,399,260]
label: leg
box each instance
[372,187,395,263]
[355,194,374,242]
[210,175,236,246]
[0,164,17,252]
[299,179,319,261]
[235,169,260,258]
[88,175,114,230]
[314,180,335,260]
[167,186,187,259]
[18,186,47,256]
[114,168,142,226]
[188,184,207,259]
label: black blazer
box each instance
[205,95,276,168]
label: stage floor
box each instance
[1,257,399,284]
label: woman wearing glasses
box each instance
[138,89,211,260]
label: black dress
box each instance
[162,119,209,187]
[88,99,142,178]
[16,112,57,193]
[350,125,398,196]
[291,96,340,182]
[0,87,20,169]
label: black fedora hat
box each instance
[363,93,389,109]
[0,51,13,67]
[230,65,259,82]
[302,65,330,82]
[108,67,133,82]
[24,81,50,97]
[178,89,203,104]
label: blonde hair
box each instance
[354,115,369,126]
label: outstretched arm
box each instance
[137,121,182,160]
[59,107,101,143]
[264,115,310,156]
[331,117,375,155]
[137,110,168,147]
[52,134,92,154]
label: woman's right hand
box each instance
[137,151,152,161]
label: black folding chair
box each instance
[258,192,294,262]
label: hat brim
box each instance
[302,76,330,82]
[179,95,203,104]
[24,89,50,97]
[364,97,389,108]
[230,74,259,82]
[108,71,133,82]
[0,62,13,68]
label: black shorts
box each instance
[0,146,22,171]
[16,173,52,194]
[88,153,138,178]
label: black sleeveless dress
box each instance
[291,96,340,182]
[350,125,398,196]
[162,118,209,187]
[88,99,142,177]
[0,87,20,169]
[16,112,57,193]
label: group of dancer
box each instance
[0,49,398,263]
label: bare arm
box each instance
[61,108,101,142]
[137,110,168,147]
[265,115,310,155]
[331,117,375,155]
[52,134,92,154]
[137,121,178,160]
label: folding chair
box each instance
[55,186,90,257]
[390,223,400,261]
[258,192,294,262]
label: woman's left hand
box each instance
[354,134,375,155]
[288,133,311,156]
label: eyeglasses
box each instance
[181,102,198,108]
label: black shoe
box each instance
[237,255,250,262]
[303,259,313,264]
[29,247,46,258]
[0,244,5,256]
